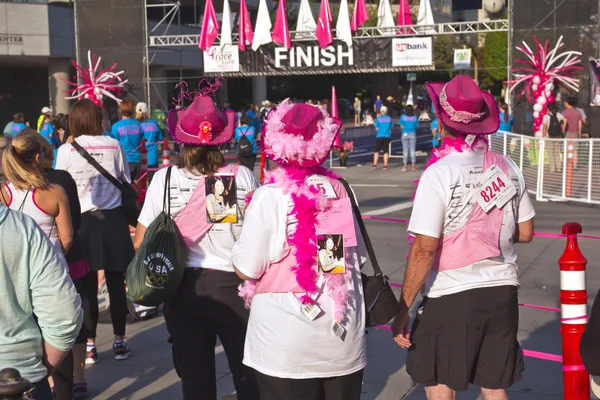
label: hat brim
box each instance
[592,376,600,398]
[425,82,500,135]
[168,108,235,146]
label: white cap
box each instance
[380,105,388,114]
[592,376,600,398]
[41,107,52,114]
[136,102,149,114]
[262,100,270,106]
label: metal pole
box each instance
[506,0,513,111]
[143,0,152,107]
[73,0,81,96]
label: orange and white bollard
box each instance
[162,137,171,168]
[259,151,266,184]
[559,222,590,400]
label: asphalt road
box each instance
[86,154,600,399]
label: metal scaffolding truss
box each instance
[149,19,509,47]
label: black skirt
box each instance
[80,206,135,272]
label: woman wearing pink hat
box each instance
[391,76,535,399]
[232,99,367,400]
[134,81,260,400]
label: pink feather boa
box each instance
[262,99,340,165]
[238,165,352,324]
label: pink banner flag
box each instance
[397,0,413,34]
[199,0,219,51]
[350,0,369,31]
[316,0,333,48]
[332,86,341,148]
[238,0,254,51]
[272,0,291,49]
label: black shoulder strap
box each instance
[338,177,383,276]
[71,140,123,190]
[163,166,173,216]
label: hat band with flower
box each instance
[439,83,489,124]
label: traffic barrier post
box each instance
[162,137,170,167]
[259,151,266,184]
[559,222,589,400]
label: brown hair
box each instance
[13,112,24,123]
[69,99,104,138]
[2,128,49,190]
[500,103,509,123]
[120,100,135,118]
[178,146,225,176]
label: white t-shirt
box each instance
[138,166,258,271]
[408,150,536,298]
[232,183,367,379]
[55,135,131,214]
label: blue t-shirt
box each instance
[431,119,440,146]
[11,122,27,137]
[375,99,383,111]
[400,114,418,134]
[39,122,55,145]
[235,125,257,155]
[141,119,162,166]
[110,119,144,163]
[375,115,393,138]
[499,112,514,133]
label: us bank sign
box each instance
[203,37,433,77]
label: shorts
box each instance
[406,285,524,391]
[375,138,391,154]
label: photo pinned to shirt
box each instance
[205,174,238,224]
[317,234,345,274]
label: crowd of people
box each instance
[0,74,599,400]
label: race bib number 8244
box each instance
[471,164,517,212]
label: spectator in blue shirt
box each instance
[498,102,514,133]
[400,105,418,172]
[235,113,258,171]
[136,102,163,183]
[431,118,440,148]
[10,112,27,139]
[373,105,393,170]
[110,100,144,180]
[374,95,383,114]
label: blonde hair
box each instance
[3,128,49,190]
[136,112,149,123]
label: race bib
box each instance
[316,198,357,247]
[471,164,517,213]
[306,175,337,199]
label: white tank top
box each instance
[5,183,59,248]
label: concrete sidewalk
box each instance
[86,161,600,399]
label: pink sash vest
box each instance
[435,149,511,271]
[175,165,239,247]
[253,177,350,295]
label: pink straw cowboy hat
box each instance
[168,95,235,146]
[261,98,342,167]
[426,75,499,135]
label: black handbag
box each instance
[338,178,402,327]
[71,140,141,227]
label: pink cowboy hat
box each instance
[426,75,499,135]
[261,99,342,167]
[168,95,235,146]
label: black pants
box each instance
[128,162,141,181]
[164,268,260,400]
[238,155,257,171]
[254,369,364,400]
[52,272,97,399]
[32,378,53,400]
[147,164,158,185]
[88,270,128,337]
